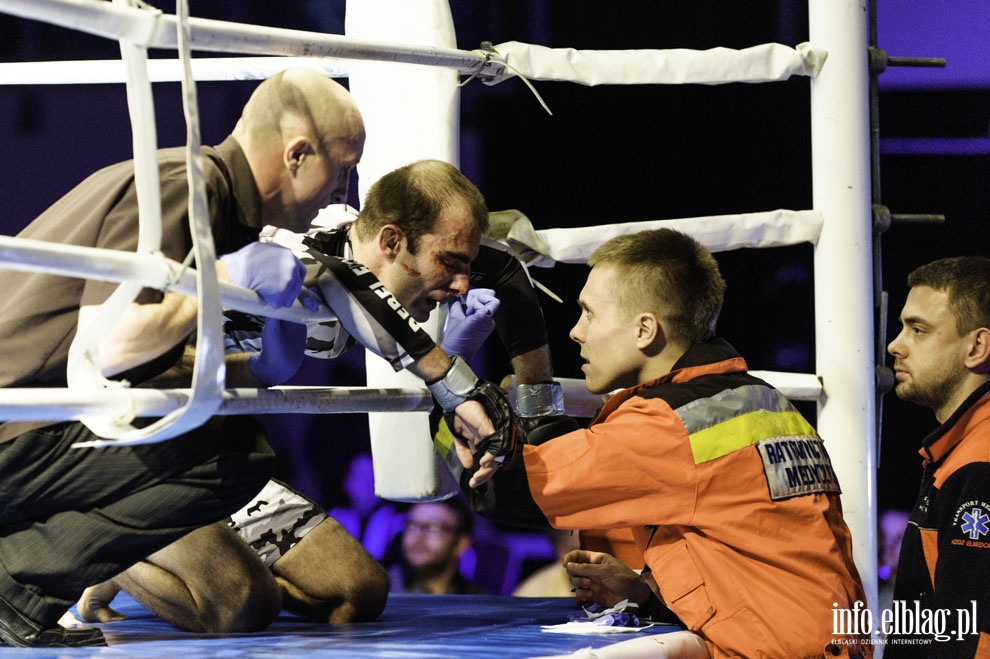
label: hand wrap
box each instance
[425,355,479,413]
[515,381,565,417]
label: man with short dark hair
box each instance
[884,256,990,656]
[387,499,483,595]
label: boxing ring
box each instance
[0,592,680,659]
[0,0,880,653]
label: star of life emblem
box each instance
[961,507,990,540]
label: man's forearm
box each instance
[138,347,258,388]
[510,345,553,385]
[81,292,199,377]
[406,345,455,384]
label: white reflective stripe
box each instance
[675,383,795,435]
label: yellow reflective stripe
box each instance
[689,409,816,464]
[432,416,468,484]
[433,417,455,458]
[677,384,793,434]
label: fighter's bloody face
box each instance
[382,206,479,323]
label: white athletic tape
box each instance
[487,41,827,86]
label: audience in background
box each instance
[386,498,484,595]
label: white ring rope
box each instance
[0,387,437,448]
[0,2,825,88]
[0,236,333,325]
[0,0,829,432]
[522,372,823,416]
[0,43,825,89]
[485,41,827,86]
[0,369,823,439]
[488,209,824,269]
[0,57,351,85]
[63,0,229,446]
[1,0,503,78]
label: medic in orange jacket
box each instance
[464,338,871,658]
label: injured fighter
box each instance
[76,159,523,633]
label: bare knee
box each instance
[272,518,391,624]
[194,569,282,633]
[340,560,389,623]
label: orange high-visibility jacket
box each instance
[472,338,870,658]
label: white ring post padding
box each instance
[488,41,827,86]
[346,0,462,502]
[0,0,501,78]
[511,209,823,267]
[0,57,351,85]
[810,0,878,617]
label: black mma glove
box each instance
[426,355,518,465]
[518,414,580,446]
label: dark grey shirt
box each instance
[0,137,261,442]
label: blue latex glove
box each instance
[441,288,500,361]
[221,242,306,309]
[248,318,305,386]
[247,288,322,386]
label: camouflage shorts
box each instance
[227,479,328,567]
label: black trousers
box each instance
[0,416,275,626]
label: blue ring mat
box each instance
[0,593,682,657]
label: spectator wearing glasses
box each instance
[386,498,483,595]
